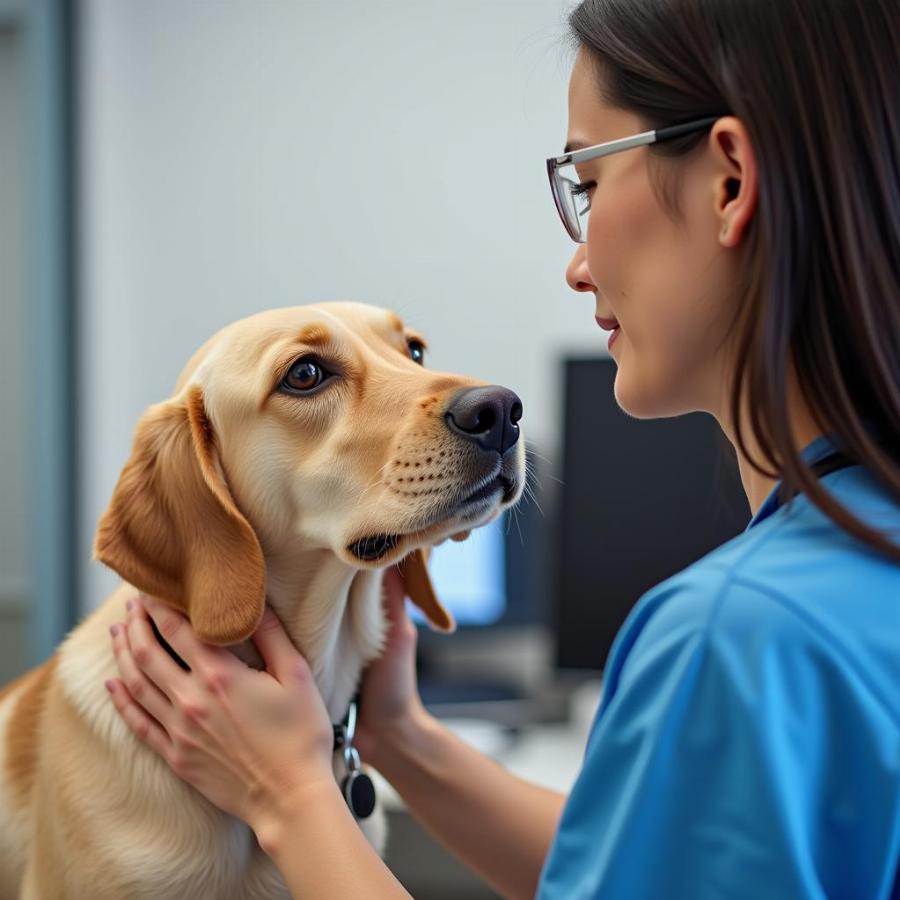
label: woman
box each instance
[105,0,900,896]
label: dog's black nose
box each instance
[445,387,522,456]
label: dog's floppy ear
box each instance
[94,385,265,645]
[398,548,455,633]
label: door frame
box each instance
[0,0,78,663]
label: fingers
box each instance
[250,605,310,684]
[136,594,215,673]
[104,677,173,759]
[110,620,175,727]
[122,599,195,702]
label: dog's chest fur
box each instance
[0,566,388,898]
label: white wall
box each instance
[78,0,609,611]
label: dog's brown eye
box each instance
[408,339,425,365]
[283,359,326,392]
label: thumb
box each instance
[383,566,411,627]
[250,605,308,683]
[381,565,418,651]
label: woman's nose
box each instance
[565,244,595,293]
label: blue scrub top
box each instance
[537,434,900,899]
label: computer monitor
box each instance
[555,357,751,671]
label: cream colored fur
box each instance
[0,302,525,899]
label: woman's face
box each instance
[564,49,741,421]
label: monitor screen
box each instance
[409,515,507,627]
[555,358,751,670]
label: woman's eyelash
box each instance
[571,180,596,195]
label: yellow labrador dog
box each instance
[0,302,525,899]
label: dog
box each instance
[0,301,525,898]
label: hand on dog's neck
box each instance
[148,548,387,723]
[151,553,384,721]
[247,547,387,721]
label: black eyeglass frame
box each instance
[546,116,722,243]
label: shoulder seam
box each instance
[703,568,900,732]
[744,465,865,541]
[701,466,868,590]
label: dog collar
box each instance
[332,693,376,820]
[332,692,360,751]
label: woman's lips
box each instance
[596,316,622,349]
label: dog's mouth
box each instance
[348,533,402,562]
[461,473,517,507]
[346,474,518,563]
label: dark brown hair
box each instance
[569,0,900,560]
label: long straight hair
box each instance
[569,0,900,561]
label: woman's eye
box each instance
[407,339,425,365]
[571,180,596,213]
[282,359,329,393]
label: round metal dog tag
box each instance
[342,771,376,820]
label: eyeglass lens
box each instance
[554,167,591,243]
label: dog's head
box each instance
[94,302,526,645]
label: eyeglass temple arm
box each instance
[655,116,721,141]
[551,116,722,167]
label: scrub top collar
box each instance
[745,432,841,531]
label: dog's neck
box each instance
[245,548,388,722]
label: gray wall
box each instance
[78,0,605,612]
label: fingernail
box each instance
[104,679,115,692]
[126,599,134,612]
[109,623,119,637]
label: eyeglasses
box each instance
[546,116,721,243]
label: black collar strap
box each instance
[777,450,857,506]
[150,618,191,671]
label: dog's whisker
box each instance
[515,510,525,546]
[357,459,396,501]
[522,482,545,518]
[528,448,553,465]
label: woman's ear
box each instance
[709,115,758,247]
[94,385,266,645]
[398,548,456,633]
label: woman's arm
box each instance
[369,705,566,900]
[352,568,566,899]
[251,701,565,900]
[249,779,412,898]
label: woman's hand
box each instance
[105,595,334,832]
[354,565,431,765]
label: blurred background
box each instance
[1,1,750,896]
